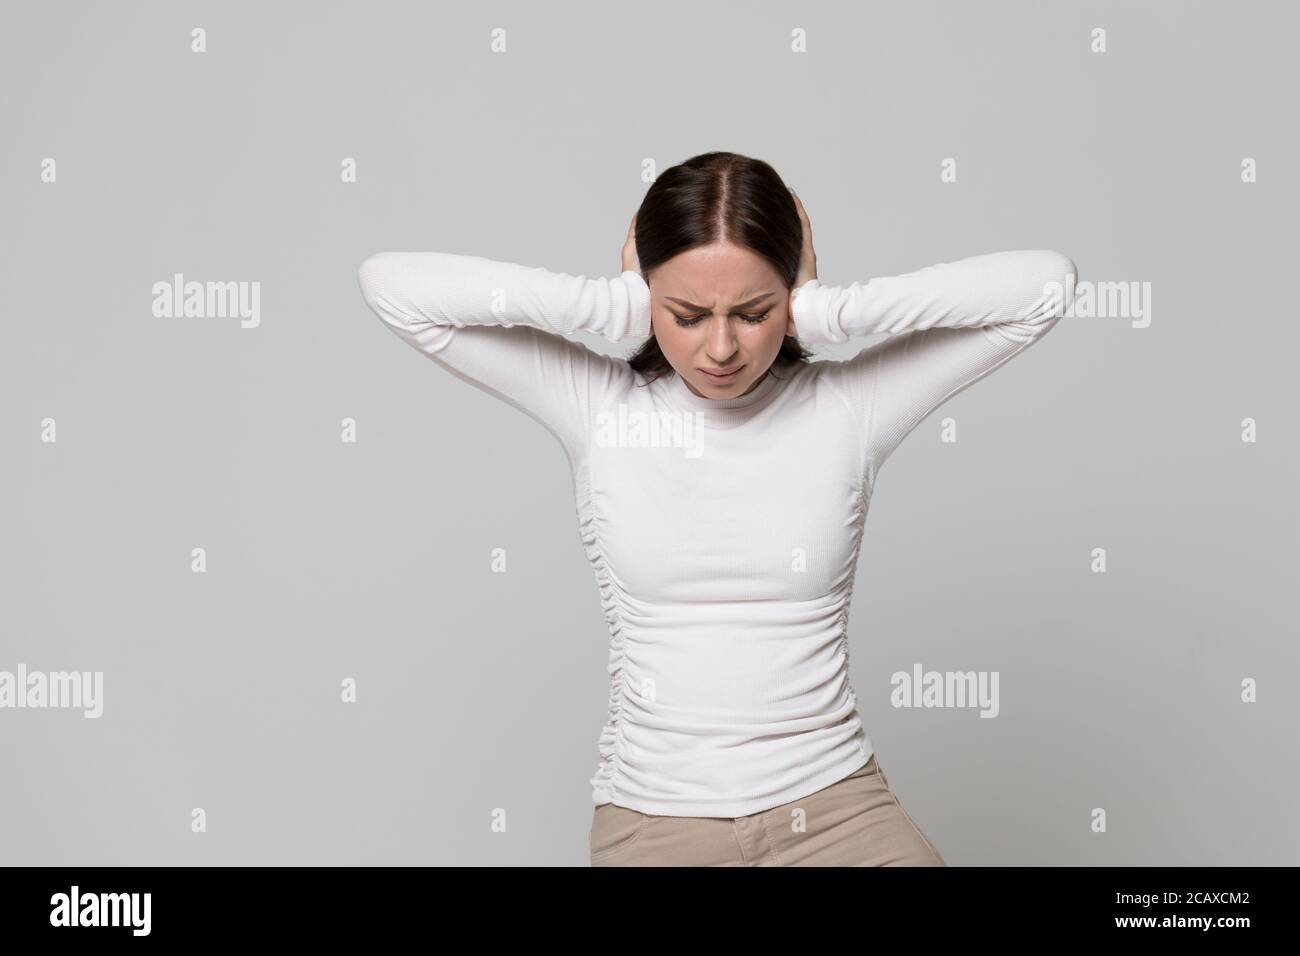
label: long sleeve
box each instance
[791,249,1077,471]
[357,251,652,468]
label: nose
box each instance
[704,315,740,364]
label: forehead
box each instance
[652,242,782,301]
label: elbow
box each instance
[356,252,414,330]
[1051,250,1078,289]
[1057,251,1079,314]
[357,252,447,337]
[1031,249,1078,319]
[357,252,395,308]
[1035,249,1077,286]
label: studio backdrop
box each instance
[1,0,1296,865]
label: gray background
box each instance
[2,0,1296,866]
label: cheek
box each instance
[742,323,780,349]
[757,311,792,348]
[652,318,688,356]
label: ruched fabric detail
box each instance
[579,467,628,806]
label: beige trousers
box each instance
[589,754,946,867]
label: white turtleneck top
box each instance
[356,246,1076,818]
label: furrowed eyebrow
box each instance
[665,293,777,311]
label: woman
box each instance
[356,151,1077,866]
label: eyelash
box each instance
[673,312,770,328]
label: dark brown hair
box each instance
[626,151,814,385]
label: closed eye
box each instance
[673,311,770,328]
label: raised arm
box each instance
[791,249,1077,471]
[357,251,652,467]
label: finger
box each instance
[791,192,809,225]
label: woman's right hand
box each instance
[621,213,641,276]
[790,189,817,290]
